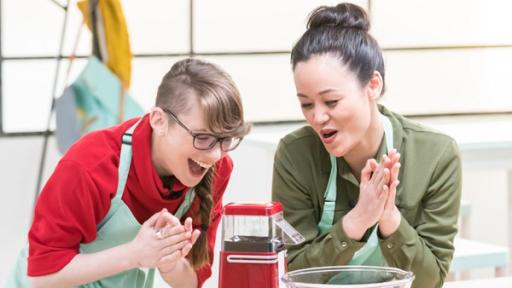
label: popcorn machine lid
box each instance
[222,202,305,252]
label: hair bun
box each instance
[307,3,369,32]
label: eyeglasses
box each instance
[162,108,243,152]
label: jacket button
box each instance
[341,242,348,248]
[386,243,393,249]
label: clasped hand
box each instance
[348,148,401,239]
[130,209,201,273]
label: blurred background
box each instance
[1,0,512,287]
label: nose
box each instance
[312,105,329,125]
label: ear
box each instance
[367,71,383,101]
[149,107,168,136]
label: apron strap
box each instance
[97,118,142,230]
[318,156,338,234]
[174,188,196,219]
[115,118,143,201]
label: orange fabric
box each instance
[77,0,132,89]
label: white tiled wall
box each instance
[371,0,512,48]
[381,48,512,115]
[4,0,512,132]
[193,0,367,52]
[2,0,512,286]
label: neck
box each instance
[345,107,384,181]
[151,132,173,177]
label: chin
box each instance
[324,142,349,158]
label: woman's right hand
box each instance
[129,209,191,268]
[356,157,391,226]
[343,158,390,240]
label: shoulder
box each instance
[275,125,329,174]
[280,125,318,146]
[383,106,459,156]
[277,126,325,158]
[64,118,138,167]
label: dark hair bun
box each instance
[307,3,369,32]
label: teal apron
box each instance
[8,119,196,288]
[318,114,394,281]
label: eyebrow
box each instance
[297,89,338,98]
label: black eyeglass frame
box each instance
[161,108,243,152]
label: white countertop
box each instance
[443,276,512,287]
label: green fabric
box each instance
[72,56,144,134]
[8,120,195,288]
[271,105,462,288]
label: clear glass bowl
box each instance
[282,266,414,288]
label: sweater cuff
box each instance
[331,216,366,254]
[379,214,416,253]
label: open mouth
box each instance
[320,128,338,144]
[188,158,211,176]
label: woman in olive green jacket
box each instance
[272,3,461,288]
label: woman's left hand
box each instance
[157,217,201,274]
[378,149,402,237]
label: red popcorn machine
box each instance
[218,202,305,288]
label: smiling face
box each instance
[150,94,226,187]
[294,54,380,157]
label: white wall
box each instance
[2,0,512,286]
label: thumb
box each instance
[385,181,398,209]
[190,229,201,245]
[361,159,377,183]
[155,208,170,230]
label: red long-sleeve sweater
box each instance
[28,115,232,287]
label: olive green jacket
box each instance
[272,106,462,288]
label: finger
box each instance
[184,217,193,233]
[382,155,392,170]
[368,159,379,170]
[190,229,201,245]
[371,160,386,185]
[163,231,192,247]
[361,159,376,183]
[158,224,186,239]
[181,243,193,257]
[160,240,189,256]
[390,162,401,184]
[376,168,390,195]
[155,209,170,230]
[385,183,397,209]
[379,184,389,203]
[156,212,181,229]
[143,209,165,228]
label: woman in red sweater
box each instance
[9,58,251,288]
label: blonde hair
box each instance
[155,58,250,268]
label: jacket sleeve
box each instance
[272,140,366,270]
[379,139,462,288]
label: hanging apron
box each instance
[318,113,394,269]
[8,119,196,288]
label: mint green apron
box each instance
[318,114,394,269]
[8,119,196,288]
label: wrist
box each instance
[378,209,401,238]
[343,209,371,241]
[123,241,141,270]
